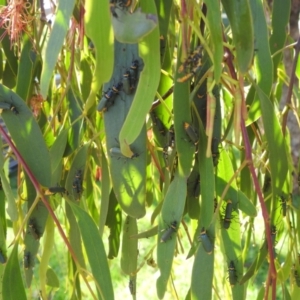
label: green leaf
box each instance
[255,85,288,194]
[130,225,158,239]
[49,128,68,178]
[269,0,291,80]
[39,216,56,298]
[66,203,86,269]
[0,143,17,221]
[204,0,223,82]
[191,246,214,300]
[65,144,89,201]
[221,0,254,73]
[0,49,3,80]
[119,0,160,151]
[0,86,51,187]
[84,0,114,112]
[197,121,215,226]
[16,37,37,101]
[216,149,257,217]
[220,228,244,298]
[106,190,122,259]
[173,40,195,177]
[156,174,186,299]
[99,148,111,236]
[112,8,158,44]
[0,32,18,79]
[64,89,84,156]
[103,42,147,219]
[69,202,114,300]
[249,0,273,94]
[121,216,138,275]
[217,183,257,218]
[46,267,60,288]
[2,243,27,300]
[40,0,76,98]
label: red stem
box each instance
[0,126,79,265]
[223,40,276,299]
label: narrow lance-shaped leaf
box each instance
[84,0,114,112]
[103,41,147,219]
[204,0,223,82]
[0,137,17,221]
[69,202,114,300]
[249,0,273,94]
[2,243,27,300]
[119,0,160,154]
[16,36,37,101]
[40,0,76,98]
[269,0,291,80]
[0,86,51,186]
[156,174,186,299]
[221,0,254,73]
[256,85,288,194]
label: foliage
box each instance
[0,0,298,299]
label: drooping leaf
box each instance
[0,86,51,187]
[69,202,114,300]
[40,0,76,98]
[2,243,27,300]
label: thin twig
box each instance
[150,85,174,111]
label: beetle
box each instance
[177,46,203,82]
[199,227,213,254]
[0,102,19,114]
[0,249,6,264]
[111,82,123,95]
[279,196,287,217]
[211,138,220,166]
[214,198,218,212]
[193,174,200,198]
[24,252,31,269]
[109,0,119,18]
[267,225,277,258]
[48,186,68,196]
[28,218,40,240]
[162,146,169,164]
[228,260,238,286]
[73,170,83,200]
[97,82,123,113]
[118,0,132,8]
[129,60,139,90]
[270,225,277,246]
[223,200,233,230]
[160,220,178,243]
[168,125,175,148]
[129,278,136,295]
[150,111,166,136]
[262,174,271,193]
[293,265,300,287]
[183,122,199,145]
[122,70,132,94]
[97,89,113,112]
[111,0,132,16]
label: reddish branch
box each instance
[0,125,96,297]
[223,42,277,299]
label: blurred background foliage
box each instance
[0,0,299,299]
